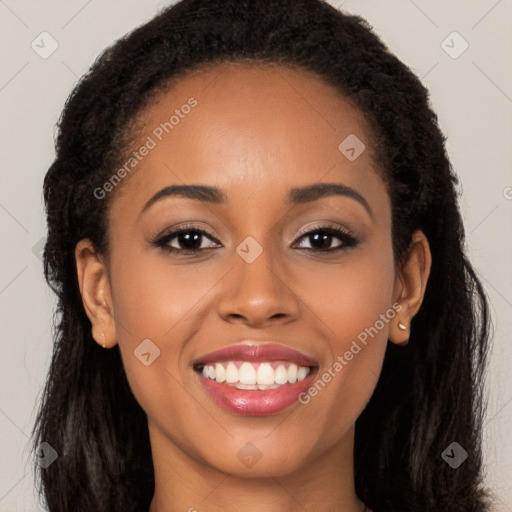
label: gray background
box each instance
[1,0,511,510]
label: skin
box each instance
[75,62,431,512]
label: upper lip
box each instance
[193,342,318,368]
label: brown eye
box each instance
[152,226,221,255]
[293,226,359,252]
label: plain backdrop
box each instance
[1,0,511,510]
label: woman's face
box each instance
[78,62,424,479]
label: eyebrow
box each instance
[139,182,372,218]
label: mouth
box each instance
[195,360,313,389]
[193,343,319,416]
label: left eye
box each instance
[293,227,358,252]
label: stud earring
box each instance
[101,332,107,349]
[396,321,409,346]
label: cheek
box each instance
[109,246,227,344]
[297,245,396,351]
[107,249,228,415]
[293,245,396,436]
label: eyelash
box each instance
[151,223,360,256]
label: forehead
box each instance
[109,61,387,216]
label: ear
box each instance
[75,239,117,349]
[389,230,432,346]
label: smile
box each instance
[193,342,318,415]
[199,361,311,390]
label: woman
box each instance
[32,0,492,510]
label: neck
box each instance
[147,422,366,512]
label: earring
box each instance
[101,332,107,349]
[396,321,409,346]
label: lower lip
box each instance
[197,369,317,416]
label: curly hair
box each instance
[32,0,492,511]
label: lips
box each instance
[194,343,318,368]
[193,342,319,416]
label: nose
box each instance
[217,244,300,328]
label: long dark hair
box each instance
[33,1,492,510]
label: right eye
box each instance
[151,225,222,256]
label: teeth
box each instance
[239,362,256,385]
[225,362,238,383]
[297,366,309,381]
[200,361,311,388]
[288,364,298,383]
[256,363,274,386]
[215,363,226,383]
[274,365,288,385]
